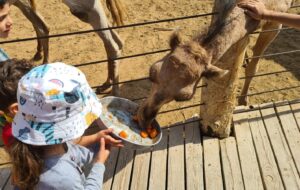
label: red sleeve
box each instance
[2,123,14,147]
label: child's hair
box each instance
[9,139,44,190]
[0,0,8,9]
[0,59,34,111]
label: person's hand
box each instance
[94,138,111,164]
[97,128,124,147]
[238,0,269,20]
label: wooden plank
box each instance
[130,148,151,190]
[260,104,300,189]
[203,137,223,190]
[0,167,11,189]
[168,125,185,190]
[220,137,244,190]
[247,109,284,190]
[185,119,204,190]
[275,104,300,175]
[233,111,264,190]
[290,102,300,131]
[103,147,120,190]
[111,147,135,190]
[148,129,168,190]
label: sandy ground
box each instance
[0,0,299,164]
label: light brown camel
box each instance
[10,0,125,95]
[137,0,293,137]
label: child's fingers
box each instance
[239,3,255,11]
[106,136,124,146]
[100,137,105,150]
[107,136,122,143]
[102,128,113,134]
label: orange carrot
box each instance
[149,128,158,139]
[140,130,149,138]
[119,130,128,139]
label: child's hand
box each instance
[238,0,268,20]
[94,138,111,164]
[97,128,124,147]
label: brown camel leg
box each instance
[238,22,282,105]
[14,0,50,63]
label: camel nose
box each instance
[137,104,154,129]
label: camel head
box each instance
[137,32,228,129]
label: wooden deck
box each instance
[1,100,300,190]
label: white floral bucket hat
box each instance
[12,62,102,145]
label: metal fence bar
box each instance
[0,12,217,45]
[91,68,297,90]
[245,50,300,60]
[91,77,149,89]
[161,117,201,130]
[233,99,300,114]
[158,103,205,115]
[75,42,299,69]
[251,27,292,34]
[239,69,300,79]
[237,85,300,98]
[75,49,170,67]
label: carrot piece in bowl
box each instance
[119,130,128,139]
[149,128,158,139]
[140,131,149,138]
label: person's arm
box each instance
[84,138,110,190]
[84,163,105,190]
[74,128,123,147]
[263,11,300,29]
[238,0,300,29]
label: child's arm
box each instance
[238,0,300,29]
[74,128,123,147]
[84,138,110,189]
[263,11,300,30]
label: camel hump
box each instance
[106,0,126,26]
[29,0,37,11]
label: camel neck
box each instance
[198,7,259,64]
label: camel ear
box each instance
[169,32,182,50]
[202,64,229,78]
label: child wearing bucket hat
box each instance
[9,62,122,190]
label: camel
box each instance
[10,0,125,95]
[136,0,293,137]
